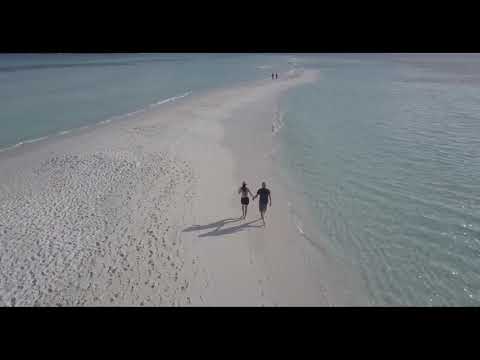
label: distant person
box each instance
[275,73,278,79]
[252,181,272,226]
[272,73,274,80]
[238,181,254,219]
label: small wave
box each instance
[288,202,306,236]
[287,200,328,255]
[23,136,48,144]
[257,65,272,70]
[0,141,25,153]
[95,91,192,126]
[0,136,51,153]
[289,202,310,240]
[0,90,193,155]
[0,141,23,152]
[295,219,306,236]
[124,109,146,118]
[151,91,192,107]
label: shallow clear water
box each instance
[0,53,290,149]
[279,54,480,305]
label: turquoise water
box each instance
[0,53,290,149]
[279,54,480,305]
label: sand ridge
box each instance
[0,69,330,306]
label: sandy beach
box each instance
[0,69,344,306]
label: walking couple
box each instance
[238,181,272,226]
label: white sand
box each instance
[0,69,352,306]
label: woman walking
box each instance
[238,181,254,219]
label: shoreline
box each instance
[0,69,348,306]
[272,88,372,305]
[215,72,370,305]
[0,70,282,156]
[0,90,194,156]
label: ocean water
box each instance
[0,53,291,150]
[278,54,480,306]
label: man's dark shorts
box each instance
[259,201,268,212]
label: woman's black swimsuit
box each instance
[240,186,250,205]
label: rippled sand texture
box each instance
[0,149,195,306]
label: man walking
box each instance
[252,181,272,226]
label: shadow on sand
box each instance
[183,217,263,238]
[183,218,242,233]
